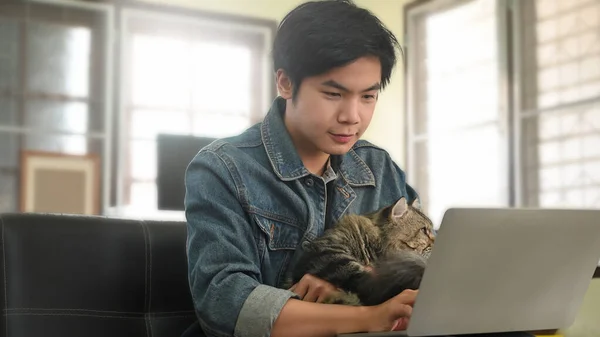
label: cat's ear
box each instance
[391,197,408,219]
[408,197,422,210]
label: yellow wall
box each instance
[139,0,411,166]
[561,279,600,337]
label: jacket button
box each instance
[305,178,314,186]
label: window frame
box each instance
[111,3,277,218]
[404,0,600,211]
[403,0,515,223]
[0,0,115,214]
[404,0,600,278]
[0,0,276,218]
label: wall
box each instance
[138,0,411,166]
[561,279,600,337]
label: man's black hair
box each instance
[272,0,401,99]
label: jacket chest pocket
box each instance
[252,213,305,287]
[252,214,304,250]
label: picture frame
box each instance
[20,151,100,215]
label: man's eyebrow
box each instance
[321,80,381,92]
[363,83,381,92]
[321,80,349,92]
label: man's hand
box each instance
[367,289,418,332]
[289,274,340,303]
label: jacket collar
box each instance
[260,97,375,186]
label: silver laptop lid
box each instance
[406,208,600,336]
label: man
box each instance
[183,1,534,337]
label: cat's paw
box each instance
[322,291,363,306]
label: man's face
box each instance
[278,56,381,158]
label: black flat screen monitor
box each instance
[156,134,216,211]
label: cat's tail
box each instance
[356,250,427,306]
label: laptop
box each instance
[339,207,600,337]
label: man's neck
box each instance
[300,151,330,176]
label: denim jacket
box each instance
[184,97,419,337]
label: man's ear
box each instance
[276,69,293,100]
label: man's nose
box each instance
[337,99,360,124]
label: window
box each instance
[0,1,274,218]
[406,0,600,228]
[0,1,112,213]
[517,0,600,209]
[406,0,509,227]
[116,9,272,217]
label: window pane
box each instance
[24,134,87,155]
[191,43,252,114]
[129,140,156,180]
[523,0,600,108]
[193,113,251,139]
[27,21,91,97]
[584,187,600,208]
[0,169,17,213]
[582,134,600,158]
[0,132,19,168]
[408,0,506,223]
[130,110,191,140]
[121,11,267,215]
[131,34,192,109]
[0,18,20,92]
[411,140,430,212]
[424,0,499,133]
[0,130,29,213]
[428,125,506,227]
[523,102,600,208]
[129,181,157,208]
[25,100,88,134]
[0,97,18,127]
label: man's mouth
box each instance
[329,133,355,143]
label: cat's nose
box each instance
[422,247,432,259]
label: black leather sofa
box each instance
[0,213,197,337]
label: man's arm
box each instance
[271,293,415,337]
[185,149,298,337]
[185,149,415,337]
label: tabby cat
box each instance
[288,196,435,306]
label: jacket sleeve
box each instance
[184,149,298,337]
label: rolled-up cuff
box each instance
[234,284,299,337]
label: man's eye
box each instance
[324,92,341,97]
[363,94,376,100]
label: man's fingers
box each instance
[291,274,339,303]
[397,289,418,306]
[391,317,410,331]
[402,304,413,318]
[292,282,308,299]
[316,292,329,303]
[303,286,319,302]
